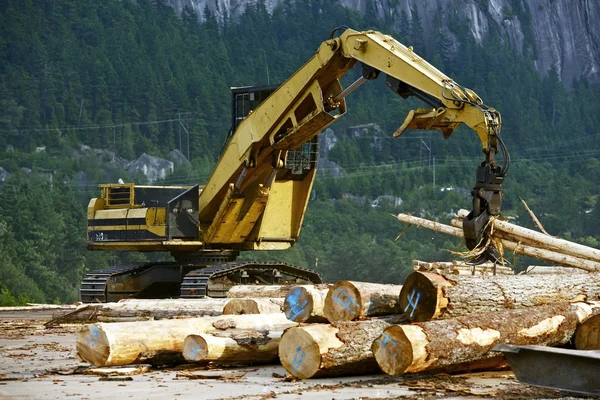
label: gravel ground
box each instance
[0,307,583,400]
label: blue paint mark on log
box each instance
[332,288,360,313]
[285,288,308,321]
[291,346,306,374]
[189,341,203,360]
[377,332,397,351]
[87,326,100,347]
[403,288,421,319]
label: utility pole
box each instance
[433,156,436,188]
[420,138,431,168]
[177,112,192,161]
[262,50,270,85]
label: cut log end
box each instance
[399,272,446,322]
[222,298,282,315]
[324,282,362,322]
[283,286,315,322]
[575,314,600,350]
[279,326,326,379]
[76,325,111,367]
[371,325,414,376]
[182,334,209,362]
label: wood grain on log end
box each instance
[372,325,431,375]
[76,324,112,366]
[284,286,315,322]
[575,314,600,350]
[182,334,209,361]
[324,281,362,322]
[399,272,451,322]
[279,325,342,379]
[222,298,283,315]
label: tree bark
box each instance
[222,298,283,315]
[399,271,600,322]
[457,209,600,263]
[76,313,296,367]
[525,266,587,274]
[373,301,600,376]
[574,313,600,350]
[182,330,281,363]
[283,285,329,323]
[279,316,405,379]
[323,281,403,322]
[47,299,227,325]
[226,285,298,299]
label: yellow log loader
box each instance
[82,27,508,302]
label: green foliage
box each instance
[0,0,598,300]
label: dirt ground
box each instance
[0,308,586,400]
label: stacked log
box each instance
[46,298,227,325]
[373,301,600,376]
[227,285,296,299]
[412,260,513,276]
[283,285,330,323]
[324,281,403,322]
[77,313,296,366]
[279,316,405,378]
[222,298,283,315]
[398,270,600,322]
[182,330,282,363]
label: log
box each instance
[412,260,513,276]
[182,330,281,363]
[226,285,297,299]
[76,313,296,366]
[457,209,600,263]
[47,299,227,326]
[222,298,283,315]
[397,213,464,237]
[525,266,587,274]
[373,301,600,376]
[399,270,600,322]
[449,217,599,271]
[324,281,403,322]
[283,285,329,323]
[574,314,600,350]
[279,315,405,379]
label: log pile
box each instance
[70,213,600,383]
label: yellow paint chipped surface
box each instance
[519,315,565,337]
[455,328,500,346]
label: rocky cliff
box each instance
[166,0,599,84]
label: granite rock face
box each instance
[165,0,599,84]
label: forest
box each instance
[0,0,599,304]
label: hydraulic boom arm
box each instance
[198,28,509,256]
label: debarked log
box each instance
[324,281,403,322]
[456,209,600,263]
[279,315,406,379]
[182,330,282,363]
[222,298,283,315]
[47,299,227,326]
[373,301,600,376]
[77,313,296,366]
[399,270,600,322]
[226,285,298,299]
[283,285,329,323]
